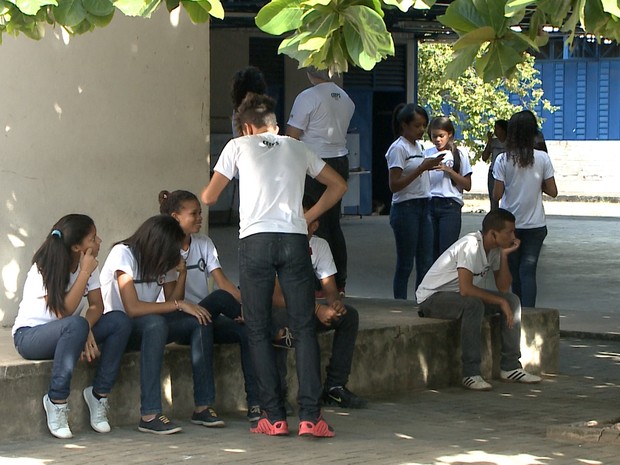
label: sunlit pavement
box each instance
[1,337,618,464]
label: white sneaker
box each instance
[500,368,542,384]
[462,375,492,391]
[83,386,111,433]
[43,394,72,439]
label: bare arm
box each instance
[388,156,444,193]
[304,165,347,224]
[542,176,558,198]
[118,271,177,318]
[493,180,505,202]
[493,240,520,293]
[435,166,472,191]
[285,125,303,140]
[82,288,104,362]
[457,267,514,328]
[62,249,98,315]
[201,172,231,206]
[211,268,241,303]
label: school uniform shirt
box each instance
[12,264,100,336]
[180,234,222,304]
[415,231,501,304]
[100,244,176,314]
[424,146,473,205]
[310,235,337,280]
[385,136,431,204]
[493,149,555,229]
[287,82,355,159]
[214,133,326,239]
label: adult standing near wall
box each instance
[286,67,355,293]
[493,110,558,307]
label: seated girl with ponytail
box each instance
[12,214,132,439]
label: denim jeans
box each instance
[389,198,433,299]
[127,312,215,416]
[509,226,548,308]
[199,289,241,320]
[273,304,359,396]
[14,311,131,400]
[430,197,463,260]
[419,291,522,377]
[212,315,260,407]
[239,232,321,422]
[305,155,349,290]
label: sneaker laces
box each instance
[93,397,110,423]
[51,403,70,429]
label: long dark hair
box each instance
[33,214,95,318]
[159,190,199,216]
[231,66,267,110]
[117,215,184,282]
[392,103,429,140]
[505,110,538,168]
[428,116,461,176]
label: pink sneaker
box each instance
[250,416,289,436]
[298,416,335,438]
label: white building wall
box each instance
[0,8,210,325]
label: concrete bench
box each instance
[0,298,559,441]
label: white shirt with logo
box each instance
[416,231,500,303]
[385,136,430,204]
[13,264,100,335]
[181,234,222,304]
[424,146,473,205]
[100,244,176,313]
[215,133,326,239]
[310,235,337,280]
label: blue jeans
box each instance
[239,233,322,422]
[389,198,433,299]
[127,312,215,416]
[199,289,241,320]
[430,197,463,260]
[419,291,522,377]
[487,168,500,211]
[509,226,548,308]
[305,155,349,290]
[14,311,131,400]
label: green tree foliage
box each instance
[418,43,556,160]
[2,0,620,81]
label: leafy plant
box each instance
[418,42,556,159]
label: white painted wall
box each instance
[0,8,210,325]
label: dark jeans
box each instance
[239,232,321,422]
[200,289,258,406]
[487,168,500,211]
[430,197,463,260]
[273,304,359,396]
[509,226,548,308]
[419,291,522,377]
[389,198,433,300]
[14,311,131,400]
[305,155,349,290]
[127,312,214,416]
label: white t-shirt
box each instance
[180,234,222,304]
[214,133,326,239]
[385,136,430,204]
[493,149,555,229]
[424,146,473,205]
[100,244,176,313]
[416,231,500,304]
[287,82,355,159]
[12,264,100,335]
[310,235,337,280]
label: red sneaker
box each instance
[250,416,289,436]
[298,416,335,438]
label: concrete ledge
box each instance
[0,298,559,441]
[547,418,620,444]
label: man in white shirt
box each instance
[416,209,542,391]
[286,67,355,293]
[201,93,346,438]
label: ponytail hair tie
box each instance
[51,229,62,238]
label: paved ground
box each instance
[1,337,618,464]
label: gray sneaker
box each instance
[43,394,72,439]
[83,386,111,433]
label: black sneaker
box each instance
[138,414,182,435]
[323,386,367,409]
[191,407,225,427]
[247,405,261,422]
